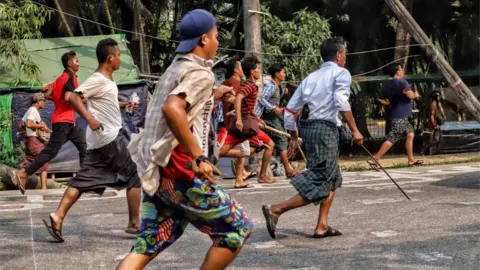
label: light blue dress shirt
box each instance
[284,61,352,131]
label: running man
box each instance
[42,38,141,242]
[117,9,252,270]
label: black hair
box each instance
[96,38,119,64]
[242,55,260,78]
[61,51,77,69]
[389,64,401,77]
[268,63,284,78]
[224,57,240,79]
[431,90,441,100]
[320,37,345,62]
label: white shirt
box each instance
[75,72,122,150]
[22,107,41,137]
[284,62,352,131]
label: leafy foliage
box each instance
[0,111,24,168]
[260,6,331,81]
[0,0,52,86]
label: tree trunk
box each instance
[90,5,104,35]
[53,0,73,36]
[393,0,413,71]
[102,0,115,34]
[385,0,480,121]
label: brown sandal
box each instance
[262,205,278,239]
[43,215,64,242]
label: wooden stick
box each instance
[260,123,307,163]
[260,124,303,144]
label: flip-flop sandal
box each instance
[366,160,380,172]
[234,184,254,189]
[125,228,140,235]
[42,215,64,242]
[408,160,424,166]
[262,205,278,239]
[243,171,258,181]
[313,226,342,239]
[8,169,25,194]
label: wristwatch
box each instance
[195,155,209,166]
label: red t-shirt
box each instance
[238,80,258,115]
[51,71,78,124]
[160,144,195,181]
[222,77,242,127]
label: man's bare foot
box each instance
[125,221,140,235]
[258,176,276,184]
[16,169,28,186]
[286,170,301,178]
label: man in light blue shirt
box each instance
[262,37,364,239]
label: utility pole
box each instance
[385,0,480,121]
[243,0,262,59]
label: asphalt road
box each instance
[0,163,479,270]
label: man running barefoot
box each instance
[117,9,252,270]
[42,38,141,242]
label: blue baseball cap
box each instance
[175,9,217,53]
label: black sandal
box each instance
[313,226,342,239]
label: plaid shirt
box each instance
[128,53,215,196]
[254,80,279,117]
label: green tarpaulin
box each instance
[0,34,142,90]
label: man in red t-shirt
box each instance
[12,51,87,193]
[219,56,276,185]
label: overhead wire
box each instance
[31,0,439,57]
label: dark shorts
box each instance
[291,120,342,205]
[386,118,414,144]
[132,176,252,255]
[67,129,141,195]
[262,111,288,151]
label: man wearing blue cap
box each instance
[117,9,252,270]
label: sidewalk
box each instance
[339,152,480,171]
[290,152,479,172]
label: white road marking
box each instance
[29,210,38,270]
[370,230,398,237]
[457,201,480,205]
[252,241,284,249]
[0,204,43,212]
[92,213,114,217]
[344,210,364,215]
[357,198,403,205]
[417,252,453,262]
[114,253,129,261]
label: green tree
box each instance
[260,6,331,81]
[0,0,52,86]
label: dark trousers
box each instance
[25,123,87,175]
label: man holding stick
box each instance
[262,37,364,239]
[255,63,300,178]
